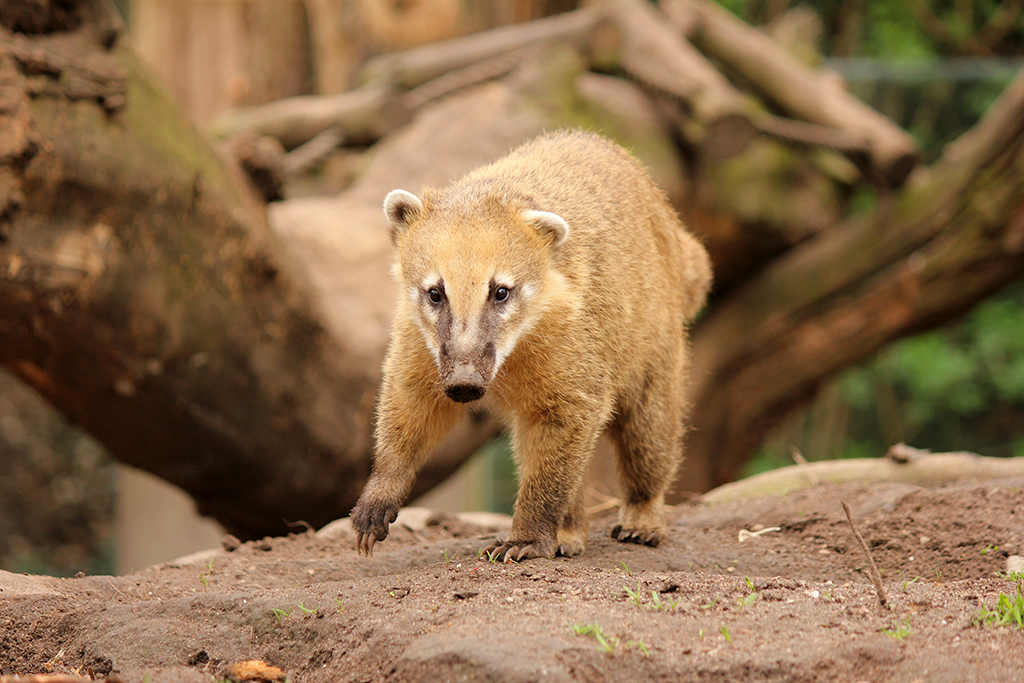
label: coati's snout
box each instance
[444,362,486,403]
[439,345,495,403]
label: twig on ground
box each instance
[584,486,621,515]
[401,523,429,545]
[842,500,889,610]
[737,526,781,542]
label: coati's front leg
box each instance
[351,347,461,555]
[485,409,601,562]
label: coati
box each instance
[351,130,712,562]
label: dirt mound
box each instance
[1,478,1022,682]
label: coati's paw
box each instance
[611,524,665,547]
[350,497,400,556]
[482,538,556,563]
[556,540,586,557]
[555,528,588,557]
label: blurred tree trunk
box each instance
[131,0,312,124]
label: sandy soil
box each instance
[1,478,1023,683]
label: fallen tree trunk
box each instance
[700,445,1024,504]
[0,13,494,539]
[677,65,1024,494]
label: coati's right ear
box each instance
[523,209,570,249]
[383,189,424,245]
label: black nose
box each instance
[445,384,486,403]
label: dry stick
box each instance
[403,47,534,110]
[842,501,889,610]
[788,445,820,486]
[357,6,604,89]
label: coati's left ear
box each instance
[383,189,424,245]
[523,209,569,249]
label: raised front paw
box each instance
[482,537,557,563]
[350,497,400,556]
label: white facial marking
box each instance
[411,274,443,365]
[417,321,441,365]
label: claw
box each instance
[482,539,552,563]
[611,525,663,547]
[355,530,378,556]
[350,496,400,557]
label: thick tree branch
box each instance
[664,0,920,185]
[211,87,413,151]
[678,67,1024,494]
[356,6,605,89]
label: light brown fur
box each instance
[351,130,712,561]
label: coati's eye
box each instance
[494,286,510,303]
[427,287,443,304]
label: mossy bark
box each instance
[0,15,383,539]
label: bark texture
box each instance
[0,15,493,539]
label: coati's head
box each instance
[383,188,570,403]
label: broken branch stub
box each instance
[211,86,413,150]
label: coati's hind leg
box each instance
[608,368,686,547]
[556,486,589,557]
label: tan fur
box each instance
[351,130,712,560]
